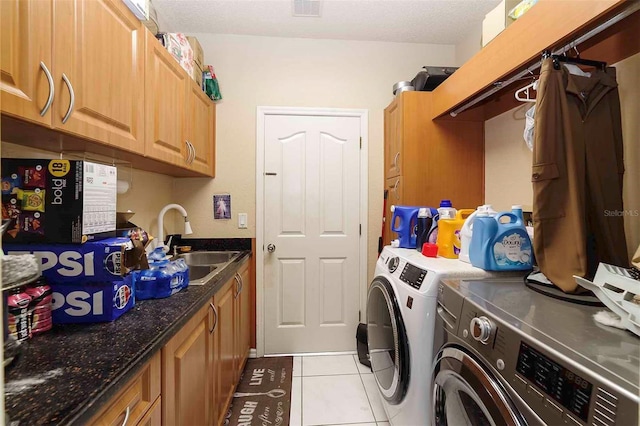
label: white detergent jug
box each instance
[459,204,497,263]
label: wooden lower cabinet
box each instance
[162,304,213,426]
[89,352,161,426]
[213,275,236,425]
[235,262,251,380]
[93,259,252,426]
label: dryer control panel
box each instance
[400,263,427,289]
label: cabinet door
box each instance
[162,304,212,426]
[1,0,52,126]
[89,352,161,426]
[214,277,236,426]
[53,0,144,152]
[144,30,188,166]
[186,81,215,176]
[384,176,403,247]
[235,262,251,378]
[138,397,161,426]
[384,97,402,179]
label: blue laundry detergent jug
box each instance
[390,205,421,248]
[469,210,533,271]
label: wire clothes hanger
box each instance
[551,44,606,71]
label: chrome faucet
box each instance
[157,204,193,251]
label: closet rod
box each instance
[449,1,640,117]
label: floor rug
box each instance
[226,357,293,426]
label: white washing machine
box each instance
[367,247,509,426]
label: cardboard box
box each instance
[159,32,194,76]
[50,279,135,323]
[192,62,204,87]
[187,36,204,69]
[482,0,521,46]
[1,159,117,243]
[4,237,135,283]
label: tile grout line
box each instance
[357,369,378,425]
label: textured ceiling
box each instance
[152,0,502,44]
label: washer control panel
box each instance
[400,263,427,289]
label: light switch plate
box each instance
[238,213,248,229]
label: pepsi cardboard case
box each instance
[51,279,135,323]
[4,237,132,284]
[1,158,117,244]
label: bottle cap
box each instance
[421,243,438,257]
[418,208,430,218]
[439,199,452,207]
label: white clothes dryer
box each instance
[367,247,511,426]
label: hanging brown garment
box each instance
[532,58,629,292]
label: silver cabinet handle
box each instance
[189,141,196,164]
[61,73,74,124]
[39,61,54,116]
[120,406,130,426]
[393,179,400,201]
[186,141,195,164]
[393,152,400,172]
[238,273,244,295]
[267,244,276,253]
[208,302,215,333]
[185,141,191,164]
[212,303,218,333]
[233,274,241,299]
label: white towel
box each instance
[593,310,626,330]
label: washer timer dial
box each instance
[388,257,400,273]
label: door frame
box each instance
[256,106,369,357]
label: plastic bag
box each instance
[203,65,222,101]
[523,104,535,151]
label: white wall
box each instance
[455,24,482,67]
[484,52,640,258]
[173,34,456,280]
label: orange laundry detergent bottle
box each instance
[436,209,475,258]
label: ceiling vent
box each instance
[292,0,321,17]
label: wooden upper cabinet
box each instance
[384,98,402,179]
[144,30,188,166]
[1,0,53,126]
[186,82,215,176]
[53,0,145,152]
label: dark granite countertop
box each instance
[4,249,251,425]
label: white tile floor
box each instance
[289,354,389,426]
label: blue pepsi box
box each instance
[51,279,135,323]
[4,237,132,283]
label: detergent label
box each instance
[453,229,462,255]
[493,232,532,267]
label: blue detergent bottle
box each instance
[390,205,421,248]
[469,208,533,271]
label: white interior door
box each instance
[263,113,361,354]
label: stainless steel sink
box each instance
[179,251,240,266]
[178,251,242,285]
[188,265,217,281]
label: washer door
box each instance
[367,277,409,404]
[432,347,524,426]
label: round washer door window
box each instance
[366,277,409,404]
[432,346,524,426]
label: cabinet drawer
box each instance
[90,352,161,426]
